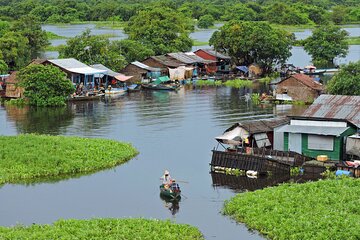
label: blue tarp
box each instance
[236,66,248,73]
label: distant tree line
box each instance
[0,0,359,25]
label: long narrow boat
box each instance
[142,84,180,91]
[159,184,181,200]
[68,93,105,101]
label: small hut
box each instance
[194,49,231,74]
[215,117,289,149]
[275,74,324,102]
[120,61,161,82]
[142,55,183,76]
[5,72,24,98]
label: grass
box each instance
[0,134,138,184]
[224,79,253,88]
[271,23,315,32]
[46,31,67,40]
[0,218,204,239]
[346,36,360,45]
[44,44,65,51]
[192,40,209,46]
[224,178,360,240]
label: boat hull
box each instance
[142,84,180,91]
[159,184,181,199]
[69,94,104,101]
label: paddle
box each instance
[175,180,189,184]
[180,193,188,199]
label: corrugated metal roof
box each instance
[277,73,324,91]
[225,117,290,134]
[302,95,360,128]
[49,58,107,75]
[200,49,231,60]
[150,55,183,68]
[91,64,119,77]
[131,61,161,72]
[277,125,349,136]
[167,52,214,64]
[48,58,88,69]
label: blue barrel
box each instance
[335,170,352,177]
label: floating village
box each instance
[1,48,359,181]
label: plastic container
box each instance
[335,170,352,177]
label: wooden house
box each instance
[4,71,24,98]
[44,58,107,88]
[274,95,360,161]
[194,49,231,74]
[120,61,161,82]
[275,74,324,102]
[142,55,183,76]
[166,52,215,77]
[91,64,133,87]
[215,117,289,149]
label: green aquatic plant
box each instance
[290,167,301,176]
[320,167,337,179]
[224,79,253,88]
[225,168,245,176]
[224,178,360,240]
[0,134,138,184]
[0,218,204,239]
[251,93,261,104]
[4,98,27,106]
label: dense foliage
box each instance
[198,14,215,29]
[125,7,193,55]
[304,24,349,66]
[0,218,204,239]
[0,59,7,74]
[0,16,48,70]
[327,61,360,95]
[0,0,358,25]
[224,178,360,240]
[0,134,138,184]
[210,21,294,74]
[18,64,74,106]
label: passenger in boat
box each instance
[161,170,173,188]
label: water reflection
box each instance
[5,105,74,135]
[211,172,324,192]
[160,195,180,216]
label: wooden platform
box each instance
[210,150,291,174]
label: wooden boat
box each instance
[105,88,127,95]
[142,83,180,91]
[127,84,141,92]
[159,184,181,200]
[69,93,104,101]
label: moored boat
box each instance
[142,83,180,91]
[159,183,181,200]
[69,93,105,101]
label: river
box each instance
[41,23,360,67]
[0,86,309,239]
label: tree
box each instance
[124,8,193,55]
[198,14,215,29]
[60,29,110,65]
[304,24,349,66]
[0,60,8,74]
[209,21,294,74]
[0,32,30,70]
[18,64,74,107]
[11,15,49,59]
[109,40,154,63]
[327,61,360,95]
[60,29,127,71]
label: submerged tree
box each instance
[18,64,74,107]
[304,24,349,66]
[209,21,294,74]
[0,32,30,70]
[197,14,215,29]
[109,40,154,63]
[124,8,193,55]
[327,61,360,96]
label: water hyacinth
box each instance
[0,218,204,239]
[0,134,138,184]
[223,178,360,240]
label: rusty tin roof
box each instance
[302,95,360,128]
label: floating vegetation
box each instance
[213,166,245,176]
[290,167,301,176]
[224,79,253,88]
[4,98,27,106]
[0,218,204,239]
[224,178,360,240]
[251,93,261,104]
[0,134,138,184]
[320,167,337,179]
